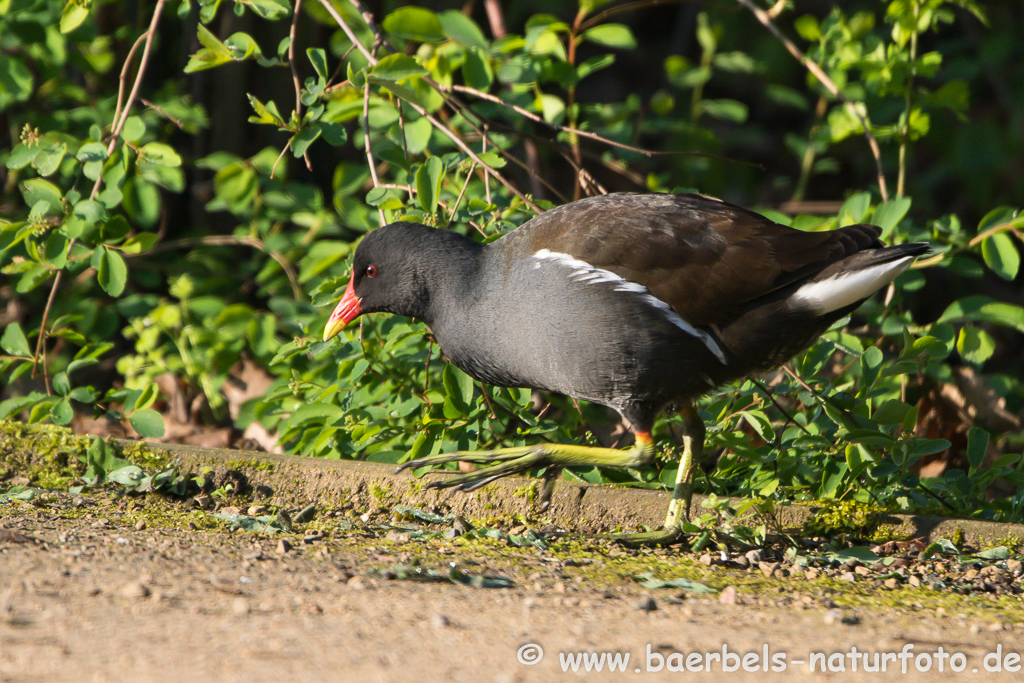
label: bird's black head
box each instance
[323,222,479,340]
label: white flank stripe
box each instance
[793,256,916,314]
[531,249,727,364]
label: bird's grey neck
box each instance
[412,230,486,326]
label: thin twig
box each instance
[318,0,542,214]
[749,378,812,437]
[139,98,185,129]
[363,79,387,226]
[33,0,168,378]
[912,220,1021,269]
[446,161,476,230]
[129,235,303,300]
[736,0,889,201]
[288,0,304,121]
[317,0,375,64]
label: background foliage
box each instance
[2,0,1023,523]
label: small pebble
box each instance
[883,578,900,589]
[759,562,780,579]
[635,596,657,612]
[908,575,921,588]
[719,586,738,605]
[276,539,292,554]
[120,582,150,599]
[385,530,410,544]
[134,520,146,531]
[220,506,241,516]
[1006,559,1022,575]
[232,598,251,616]
[854,566,871,576]
[347,576,364,590]
[431,614,451,629]
[745,549,763,565]
[839,572,856,583]
[698,553,713,566]
[248,505,268,516]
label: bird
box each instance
[323,192,928,543]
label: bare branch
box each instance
[34,0,169,378]
[736,0,889,201]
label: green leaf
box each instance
[50,398,73,425]
[90,246,128,296]
[241,0,289,20]
[121,233,159,254]
[442,363,473,415]
[184,23,234,73]
[981,232,1020,281]
[827,546,882,564]
[129,409,166,438]
[977,205,1019,233]
[1,323,31,357]
[580,24,636,50]
[224,32,262,60]
[415,156,444,214]
[793,14,820,41]
[0,55,33,104]
[307,48,329,81]
[44,231,68,269]
[292,125,321,157]
[976,547,1010,561]
[462,47,493,90]
[938,295,1024,334]
[383,7,446,43]
[537,93,565,123]
[634,572,715,593]
[61,0,91,33]
[873,196,911,239]
[246,94,286,126]
[739,410,774,441]
[840,191,872,225]
[438,10,488,49]
[140,142,182,167]
[53,372,71,396]
[33,142,66,176]
[22,178,64,215]
[956,326,995,366]
[371,54,429,82]
[699,98,748,123]
[712,51,757,73]
[966,427,989,476]
[122,176,160,228]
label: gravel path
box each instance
[2,491,1022,682]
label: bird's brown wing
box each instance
[516,192,881,327]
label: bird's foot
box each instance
[592,525,690,548]
[396,440,656,493]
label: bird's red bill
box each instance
[323,275,361,341]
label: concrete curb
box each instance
[125,440,1024,549]
[3,424,1022,548]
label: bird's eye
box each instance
[365,264,378,278]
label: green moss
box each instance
[225,458,275,472]
[803,500,887,537]
[368,481,396,506]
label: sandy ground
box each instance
[1,494,1022,683]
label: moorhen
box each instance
[324,192,928,542]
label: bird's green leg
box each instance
[663,403,705,529]
[603,404,705,547]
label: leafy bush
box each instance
[1,0,1022,522]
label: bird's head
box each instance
[323,222,471,341]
